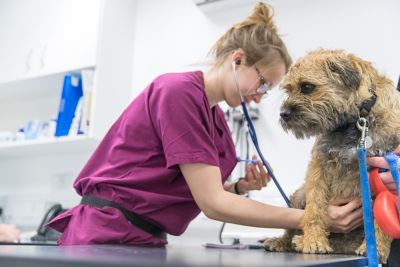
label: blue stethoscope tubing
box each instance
[241,101,291,207]
[232,61,291,207]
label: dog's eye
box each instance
[300,83,315,95]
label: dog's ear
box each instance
[325,57,361,90]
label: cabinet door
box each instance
[0,0,101,83]
[0,0,34,83]
[42,0,101,74]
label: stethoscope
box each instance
[232,61,291,207]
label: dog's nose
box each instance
[280,109,292,122]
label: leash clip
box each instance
[357,117,372,149]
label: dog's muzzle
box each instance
[280,108,293,122]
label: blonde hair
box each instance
[209,2,292,72]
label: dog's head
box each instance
[280,49,378,139]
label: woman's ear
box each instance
[231,48,246,67]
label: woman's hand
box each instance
[367,144,400,195]
[0,224,20,242]
[327,198,363,233]
[236,155,271,194]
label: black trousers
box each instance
[383,239,400,267]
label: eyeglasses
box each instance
[255,67,272,95]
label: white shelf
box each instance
[0,136,100,158]
[0,66,95,101]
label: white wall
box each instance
[131,0,400,244]
[0,153,90,228]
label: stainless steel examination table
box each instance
[0,244,368,267]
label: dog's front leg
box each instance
[292,159,333,254]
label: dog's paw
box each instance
[377,248,389,264]
[376,230,392,264]
[292,234,333,254]
[263,237,292,252]
[377,242,390,264]
[355,241,366,256]
[356,240,389,264]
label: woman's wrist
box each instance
[234,178,246,195]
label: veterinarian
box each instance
[368,147,400,267]
[48,3,365,246]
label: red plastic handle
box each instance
[369,168,400,238]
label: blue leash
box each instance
[241,102,291,207]
[357,147,379,267]
[383,153,400,218]
[356,117,378,267]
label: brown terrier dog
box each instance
[263,49,399,263]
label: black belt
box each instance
[80,195,166,239]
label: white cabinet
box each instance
[39,1,100,77]
[0,0,100,83]
[0,0,136,157]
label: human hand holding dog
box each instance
[327,198,363,233]
[236,155,271,194]
[367,144,400,195]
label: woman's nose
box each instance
[244,95,262,104]
[252,94,262,103]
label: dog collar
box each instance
[359,85,377,117]
[330,85,377,134]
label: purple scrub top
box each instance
[48,71,237,246]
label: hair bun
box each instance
[244,2,277,32]
[208,1,292,71]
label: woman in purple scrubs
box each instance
[49,3,364,246]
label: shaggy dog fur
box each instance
[263,49,399,263]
